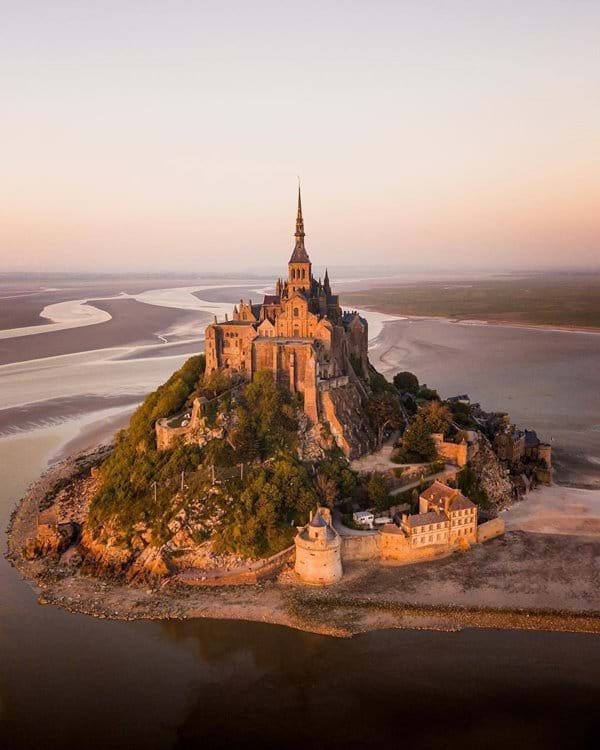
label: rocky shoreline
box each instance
[6,446,600,638]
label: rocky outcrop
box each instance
[319,382,377,460]
[470,435,514,511]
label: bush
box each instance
[393,371,419,395]
[88,355,207,539]
[213,454,317,558]
[457,465,490,508]
[367,473,390,511]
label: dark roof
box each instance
[524,430,540,447]
[404,511,449,528]
[420,480,475,512]
[262,295,280,305]
[289,241,311,263]
[309,512,327,527]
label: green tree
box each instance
[393,371,419,395]
[368,392,403,434]
[397,419,437,463]
[367,473,390,510]
[419,401,452,435]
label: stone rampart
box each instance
[340,533,380,561]
[476,517,505,543]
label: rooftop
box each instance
[404,511,449,528]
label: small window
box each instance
[294,307,299,317]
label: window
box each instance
[294,307,299,317]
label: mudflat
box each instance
[0,298,207,366]
[369,316,600,488]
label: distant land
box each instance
[342,272,600,331]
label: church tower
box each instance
[288,185,312,294]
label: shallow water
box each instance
[371,317,600,486]
[1,282,600,748]
[1,437,599,750]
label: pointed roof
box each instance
[289,183,311,263]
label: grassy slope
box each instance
[342,273,600,329]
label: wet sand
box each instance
[0,298,207,366]
[370,317,600,487]
[0,277,201,330]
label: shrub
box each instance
[393,371,419,395]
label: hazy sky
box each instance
[1,1,599,273]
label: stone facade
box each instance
[203,188,374,458]
[418,480,478,544]
[294,507,343,585]
[431,432,479,467]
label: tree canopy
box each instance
[393,370,419,395]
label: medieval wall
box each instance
[431,433,477,467]
[476,517,505,543]
[379,527,453,563]
[340,533,380,561]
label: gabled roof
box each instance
[419,480,475,512]
[404,511,449,528]
[263,294,280,305]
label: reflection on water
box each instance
[2,289,600,749]
[1,429,600,750]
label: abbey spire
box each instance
[289,184,311,264]
[288,183,312,292]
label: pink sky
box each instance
[1,1,599,272]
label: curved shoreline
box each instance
[6,447,600,638]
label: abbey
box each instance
[205,188,370,426]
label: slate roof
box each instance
[404,511,449,528]
[262,295,280,305]
[420,480,475,512]
[289,242,311,263]
[524,429,540,448]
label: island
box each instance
[7,192,599,637]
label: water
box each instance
[371,317,600,486]
[1,285,600,748]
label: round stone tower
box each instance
[294,507,342,585]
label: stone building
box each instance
[294,506,343,585]
[201,188,375,457]
[493,428,525,464]
[418,480,477,544]
[400,510,451,549]
[204,188,370,426]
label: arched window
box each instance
[301,269,306,279]
[293,307,299,317]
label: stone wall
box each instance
[476,517,505,543]
[431,433,477,467]
[340,533,380,561]
[380,526,452,562]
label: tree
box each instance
[393,371,419,395]
[368,392,403,435]
[396,419,437,463]
[419,401,452,435]
[417,384,440,401]
[367,473,389,510]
